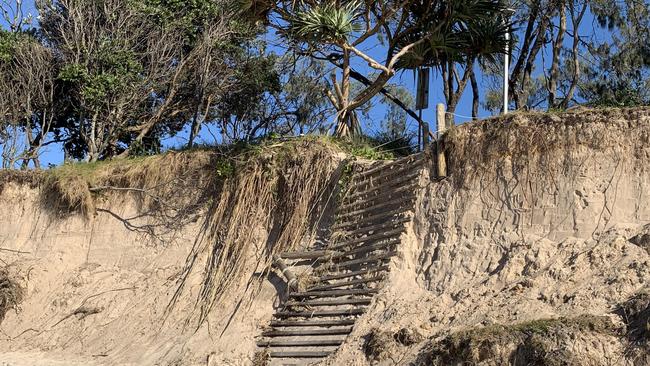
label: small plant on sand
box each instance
[0,267,24,324]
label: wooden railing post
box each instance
[436,103,447,178]
[273,254,298,291]
[422,120,430,149]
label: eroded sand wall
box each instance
[0,143,344,366]
[326,108,650,365]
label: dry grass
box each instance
[415,315,617,365]
[0,267,24,325]
[0,138,347,329]
[252,350,270,366]
[444,107,650,189]
[40,150,222,220]
[617,290,650,342]
[167,140,343,326]
[0,170,42,196]
[364,328,398,362]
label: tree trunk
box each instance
[470,68,479,120]
[548,2,566,109]
[335,47,354,138]
[510,1,541,110]
[559,2,587,109]
[520,15,549,109]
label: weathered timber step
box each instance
[345,171,420,201]
[352,154,423,181]
[343,169,422,197]
[336,196,415,222]
[268,351,333,358]
[337,185,416,214]
[257,339,345,347]
[285,298,372,307]
[282,236,399,263]
[329,239,399,262]
[343,165,422,194]
[290,288,378,298]
[270,319,356,327]
[337,193,415,219]
[280,238,400,261]
[333,210,411,232]
[262,327,353,337]
[275,308,366,318]
[329,228,404,251]
[319,265,390,281]
[325,251,398,269]
[280,250,341,260]
[309,276,384,291]
[333,217,409,239]
[347,166,422,195]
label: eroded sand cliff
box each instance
[0,108,649,365]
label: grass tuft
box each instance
[0,267,24,325]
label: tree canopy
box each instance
[0,0,649,167]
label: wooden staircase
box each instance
[256,154,424,365]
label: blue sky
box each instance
[1,1,612,167]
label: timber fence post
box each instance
[436,103,447,178]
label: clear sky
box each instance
[1,1,612,167]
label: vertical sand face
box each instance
[0,143,344,365]
[0,184,279,366]
[1,110,650,365]
[327,109,650,365]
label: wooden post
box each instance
[436,103,447,177]
[273,254,298,291]
[423,121,430,148]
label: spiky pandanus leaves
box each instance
[287,1,363,45]
[395,0,512,69]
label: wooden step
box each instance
[345,170,421,201]
[268,350,333,358]
[257,339,345,347]
[326,251,398,269]
[270,319,356,327]
[333,217,410,238]
[280,250,340,260]
[337,238,399,256]
[329,228,404,251]
[275,308,365,318]
[333,210,412,232]
[290,288,378,298]
[343,175,418,209]
[319,265,390,282]
[309,276,384,291]
[262,327,353,337]
[330,239,399,262]
[352,154,423,181]
[288,237,398,264]
[332,238,401,260]
[337,196,415,223]
[285,298,372,307]
[350,169,422,197]
[337,185,416,214]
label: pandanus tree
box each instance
[248,0,512,137]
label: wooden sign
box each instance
[416,68,430,110]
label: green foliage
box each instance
[396,0,511,69]
[324,136,396,160]
[215,159,235,178]
[136,0,220,33]
[135,0,254,45]
[0,31,18,63]
[289,1,363,43]
[0,31,37,63]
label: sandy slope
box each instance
[326,108,650,365]
[1,108,649,365]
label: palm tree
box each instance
[268,0,511,137]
